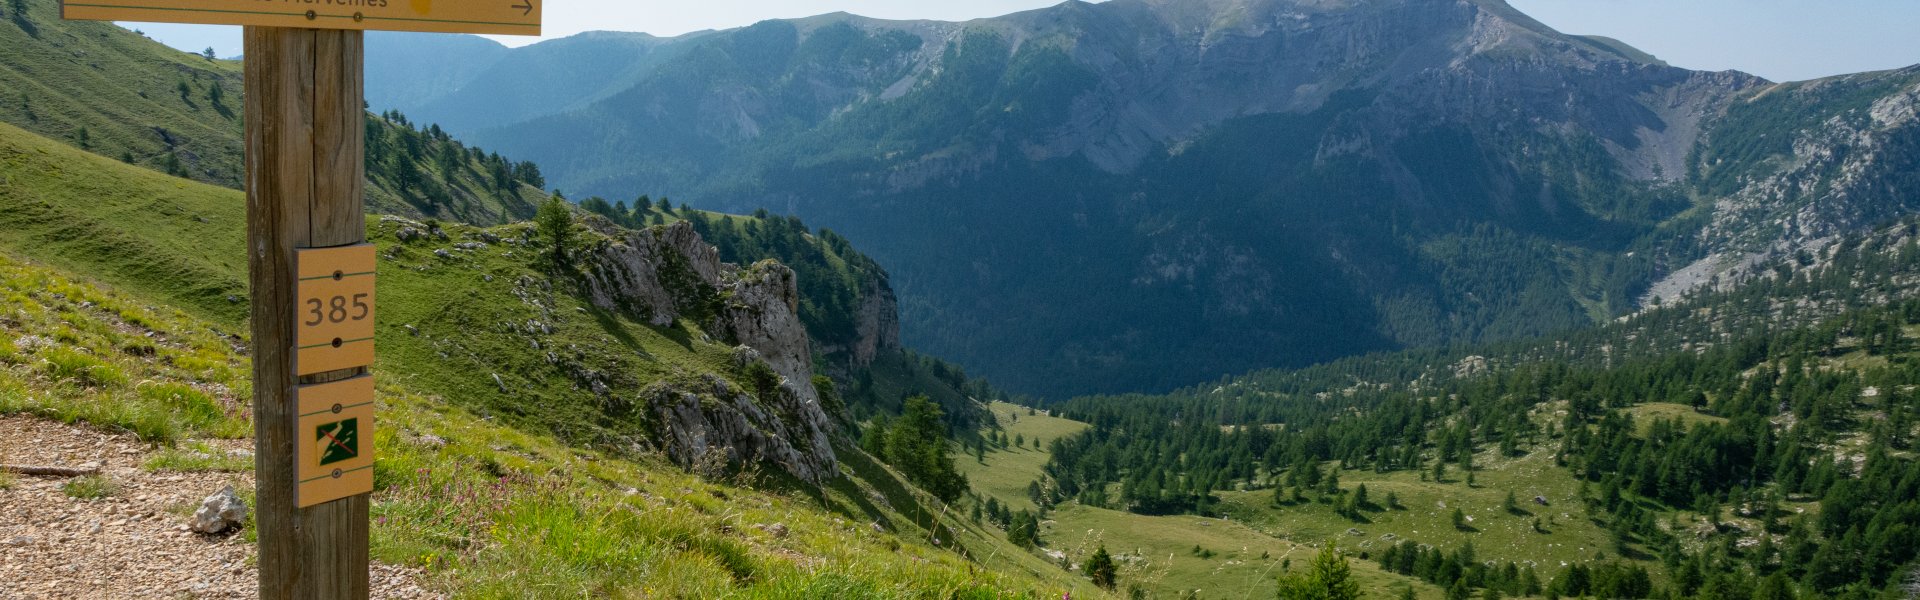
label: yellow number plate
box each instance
[295,244,375,377]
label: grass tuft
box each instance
[61,474,117,499]
[39,346,128,387]
[143,442,251,472]
[137,382,225,428]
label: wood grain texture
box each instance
[246,26,371,600]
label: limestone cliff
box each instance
[579,220,839,483]
[816,273,902,370]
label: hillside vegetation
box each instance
[1028,218,1920,599]
[0,118,1104,597]
[0,0,546,225]
[0,248,1083,597]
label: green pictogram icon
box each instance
[316,418,359,466]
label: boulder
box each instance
[188,486,248,535]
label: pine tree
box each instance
[861,416,889,457]
[1007,510,1038,547]
[883,396,969,502]
[1755,572,1796,600]
[1276,543,1360,600]
[1447,578,1471,600]
[535,193,573,272]
[1085,544,1118,590]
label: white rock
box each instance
[188,486,248,534]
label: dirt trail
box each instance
[0,416,438,600]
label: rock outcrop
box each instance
[580,221,839,482]
[817,274,901,369]
[1645,66,1920,304]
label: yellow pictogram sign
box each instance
[295,375,376,508]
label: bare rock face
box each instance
[579,220,725,326]
[817,274,901,368]
[580,221,838,483]
[851,276,902,366]
[1645,66,1920,305]
[639,372,837,483]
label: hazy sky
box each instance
[126,0,1920,82]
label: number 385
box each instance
[305,294,370,326]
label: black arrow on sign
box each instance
[512,0,533,16]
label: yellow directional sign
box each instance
[61,0,540,35]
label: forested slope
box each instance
[1036,218,1920,599]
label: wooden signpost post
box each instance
[61,2,540,598]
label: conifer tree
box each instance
[1276,543,1360,600]
[882,396,968,502]
[1447,579,1471,600]
[1085,544,1118,590]
[535,193,572,271]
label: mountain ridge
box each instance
[369,0,1915,400]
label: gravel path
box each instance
[0,416,441,600]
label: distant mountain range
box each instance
[366,0,1920,399]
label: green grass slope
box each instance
[1217,442,1621,576]
[0,0,544,225]
[0,250,1090,597]
[958,401,1088,513]
[0,119,248,324]
[957,401,1441,599]
[0,113,1104,597]
[0,0,244,183]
